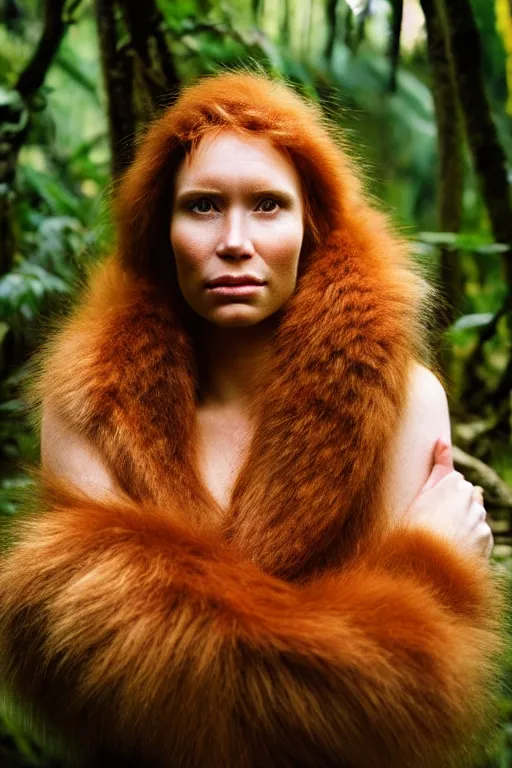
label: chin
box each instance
[208,312,266,328]
[202,305,273,328]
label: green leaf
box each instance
[452,313,494,331]
[418,231,510,252]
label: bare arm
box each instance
[384,363,451,519]
[41,402,119,500]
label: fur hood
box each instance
[0,224,505,768]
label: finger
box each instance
[472,486,484,505]
[422,437,454,492]
[470,500,487,522]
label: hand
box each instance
[403,438,494,559]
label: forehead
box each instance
[174,129,302,191]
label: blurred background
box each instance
[0,0,511,764]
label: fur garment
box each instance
[0,221,505,768]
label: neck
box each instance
[196,314,279,410]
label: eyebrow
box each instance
[174,188,297,206]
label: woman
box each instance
[0,71,503,768]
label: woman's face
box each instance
[170,130,304,327]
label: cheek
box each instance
[262,218,303,284]
[170,219,209,279]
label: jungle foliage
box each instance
[0,0,512,764]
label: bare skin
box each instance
[41,130,493,556]
[168,130,450,519]
[170,130,305,510]
[405,438,493,558]
[194,324,274,512]
[41,368,493,560]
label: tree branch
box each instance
[16,0,68,98]
[452,445,512,509]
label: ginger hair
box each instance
[90,69,432,370]
[114,72,393,279]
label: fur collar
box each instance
[30,227,422,581]
[4,226,504,768]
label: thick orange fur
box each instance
[0,476,504,767]
[0,71,506,766]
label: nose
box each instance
[216,210,256,260]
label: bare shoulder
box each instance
[401,364,450,440]
[41,402,118,499]
[408,363,449,412]
[384,362,451,518]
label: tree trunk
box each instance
[419,0,465,380]
[388,0,403,92]
[95,0,181,179]
[0,0,69,275]
[440,0,512,282]
[0,92,26,276]
[440,0,512,416]
[0,193,16,277]
[118,0,180,110]
[94,0,136,178]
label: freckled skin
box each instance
[170,131,304,328]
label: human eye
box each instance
[189,198,217,214]
[257,198,280,213]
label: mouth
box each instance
[205,276,266,288]
[205,283,266,297]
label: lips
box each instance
[206,276,266,288]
